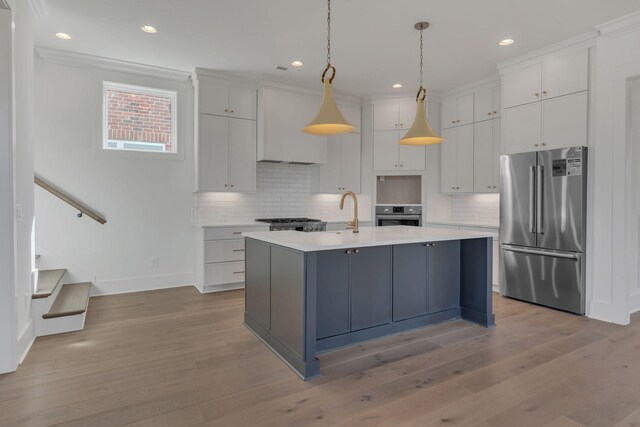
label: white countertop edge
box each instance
[194,219,373,228]
[425,221,500,230]
[243,226,497,252]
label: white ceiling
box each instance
[34,0,640,96]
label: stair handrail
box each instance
[34,175,107,225]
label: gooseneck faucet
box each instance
[339,191,359,233]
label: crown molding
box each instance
[441,75,500,98]
[35,47,192,81]
[258,77,362,105]
[596,10,640,38]
[27,0,47,19]
[498,31,597,73]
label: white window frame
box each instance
[102,81,178,155]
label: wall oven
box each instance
[375,206,422,227]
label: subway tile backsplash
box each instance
[193,162,371,224]
[450,194,500,226]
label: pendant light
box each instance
[399,22,443,146]
[303,0,354,135]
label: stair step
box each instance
[33,269,67,299]
[42,283,91,319]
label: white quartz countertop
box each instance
[243,226,496,252]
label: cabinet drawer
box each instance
[205,261,245,286]
[204,226,268,240]
[205,240,245,263]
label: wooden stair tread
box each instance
[43,283,91,319]
[33,269,67,299]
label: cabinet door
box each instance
[473,120,494,192]
[441,96,457,129]
[503,63,543,108]
[228,85,256,120]
[199,76,229,116]
[542,91,588,150]
[340,133,361,193]
[457,93,474,126]
[440,127,457,193]
[316,250,350,339]
[428,240,461,313]
[398,99,416,131]
[393,244,428,321]
[312,135,342,193]
[350,246,392,331]
[502,102,542,154]
[341,104,361,133]
[374,103,399,130]
[474,88,494,122]
[373,130,399,171]
[543,49,588,100]
[456,124,474,192]
[398,144,426,171]
[198,114,229,191]
[492,118,502,190]
[228,118,257,192]
[492,86,502,118]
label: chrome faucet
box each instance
[339,191,359,233]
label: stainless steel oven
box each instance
[375,206,422,227]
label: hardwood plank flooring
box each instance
[1,287,639,426]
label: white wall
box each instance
[34,52,195,296]
[590,11,640,324]
[630,77,640,309]
[0,4,16,374]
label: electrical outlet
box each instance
[151,257,159,268]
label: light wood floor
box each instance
[1,287,639,427]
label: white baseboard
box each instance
[90,272,194,296]
[200,282,244,294]
[16,320,35,365]
[630,292,640,314]
[588,299,630,325]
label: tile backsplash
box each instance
[193,162,371,224]
[450,194,500,226]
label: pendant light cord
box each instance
[327,0,331,66]
[419,27,424,88]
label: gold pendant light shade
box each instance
[303,71,354,135]
[399,21,443,146]
[400,88,443,145]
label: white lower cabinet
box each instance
[311,133,361,194]
[440,124,474,193]
[196,224,269,293]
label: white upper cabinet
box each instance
[257,85,327,164]
[374,103,399,130]
[398,99,416,130]
[503,63,542,108]
[502,49,588,109]
[373,129,425,172]
[199,75,256,120]
[440,124,473,193]
[502,102,543,154]
[542,91,588,151]
[441,93,474,129]
[311,133,361,194]
[227,118,257,192]
[473,118,501,192]
[399,143,426,171]
[474,86,501,122]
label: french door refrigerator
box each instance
[499,146,587,314]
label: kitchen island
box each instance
[242,226,495,380]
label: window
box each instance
[103,82,177,153]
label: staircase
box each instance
[32,268,92,336]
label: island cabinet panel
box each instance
[244,239,271,329]
[350,246,392,331]
[428,240,461,313]
[392,243,428,321]
[316,250,350,340]
[270,246,305,357]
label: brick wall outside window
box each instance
[106,89,173,151]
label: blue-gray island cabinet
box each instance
[242,226,496,380]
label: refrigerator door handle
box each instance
[502,245,580,260]
[529,166,536,233]
[536,165,544,234]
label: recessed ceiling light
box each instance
[499,38,514,46]
[141,25,157,34]
[54,32,71,40]
[291,60,304,67]
[392,83,403,89]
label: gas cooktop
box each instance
[256,218,326,232]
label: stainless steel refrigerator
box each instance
[499,146,587,314]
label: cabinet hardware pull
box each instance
[493,111,497,114]
[534,93,539,97]
[534,144,539,147]
[224,108,228,112]
[224,184,228,187]
[452,121,455,124]
[233,249,245,252]
[232,232,242,235]
[233,271,245,274]
[346,250,351,254]
[395,164,398,167]
[230,184,234,187]
[432,243,437,247]
[542,143,546,146]
[488,112,491,115]
[354,249,360,253]
[400,123,403,127]
[542,91,547,95]
[230,110,234,113]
